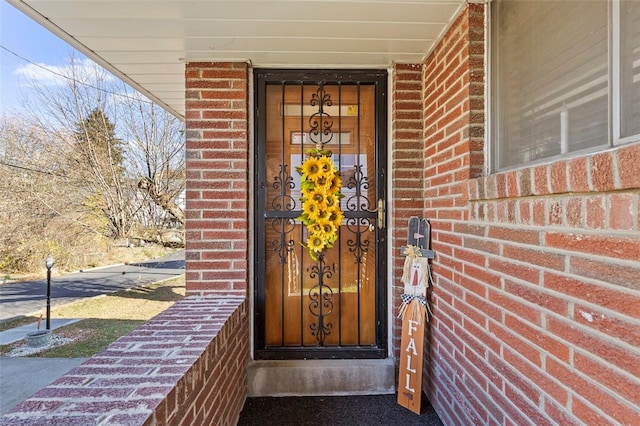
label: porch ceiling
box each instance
[8,0,465,119]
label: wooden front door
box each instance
[254,69,387,359]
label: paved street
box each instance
[0,250,185,321]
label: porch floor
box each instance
[238,393,443,425]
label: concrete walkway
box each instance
[0,318,80,345]
[0,319,87,414]
[0,357,87,415]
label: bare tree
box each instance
[115,89,185,227]
[0,116,101,272]
[21,51,184,240]
[0,51,185,272]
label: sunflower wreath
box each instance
[296,148,344,260]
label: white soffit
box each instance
[8,0,465,118]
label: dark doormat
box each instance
[238,393,443,426]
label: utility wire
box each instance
[0,45,153,104]
[0,160,67,177]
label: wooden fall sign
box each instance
[397,217,434,415]
[398,299,426,414]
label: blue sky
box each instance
[0,1,82,115]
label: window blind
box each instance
[621,0,640,138]
[492,1,609,170]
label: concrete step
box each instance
[247,359,396,397]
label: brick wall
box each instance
[185,62,250,295]
[421,3,640,425]
[0,297,249,426]
[391,63,426,357]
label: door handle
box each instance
[365,198,386,229]
[377,198,385,229]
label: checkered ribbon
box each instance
[401,293,427,307]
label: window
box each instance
[491,0,640,171]
[619,0,640,139]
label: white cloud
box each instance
[14,58,114,88]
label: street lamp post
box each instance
[45,254,54,330]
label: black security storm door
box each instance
[254,69,387,360]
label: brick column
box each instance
[184,62,249,295]
[391,63,425,358]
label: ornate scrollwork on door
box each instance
[269,163,296,264]
[308,83,334,148]
[308,252,334,346]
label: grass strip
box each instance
[0,276,185,358]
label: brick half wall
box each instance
[0,297,249,426]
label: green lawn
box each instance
[0,276,185,358]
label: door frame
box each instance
[253,69,388,360]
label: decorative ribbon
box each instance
[401,293,427,307]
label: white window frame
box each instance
[490,0,640,172]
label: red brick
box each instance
[547,357,639,425]
[504,280,569,316]
[465,293,502,321]
[545,232,640,262]
[487,226,540,245]
[518,199,532,224]
[502,245,565,271]
[488,289,540,325]
[487,258,540,284]
[544,398,581,426]
[548,200,563,226]
[488,384,532,426]
[454,296,487,327]
[590,151,614,191]
[574,352,640,406]
[532,199,546,226]
[504,381,552,426]
[568,156,590,192]
[451,370,491,424]
[550,161,568,193]
[495,172,507,198]
[585,196,606,228]
[518,169,533,197]
[573,304,640,348]
[547,316,640,377]
[457,352,503,421]
[483,175,497,199]
[503,347,568,405]
[570,257,640,290]
[489,322,542,367]
[534,165,550,195]
[572,397,615,426]
[463,319,502,357]
[507,314,570,362]
[462,263,501,289]
[565,197,583,227]
[617,143,640,189]
[609,193,636,230]
[506,170,518,197]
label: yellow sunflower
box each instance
[310,189,326,205]
[324,193,337,209]
[302,199,318,218]
[301,157,322,180]
[328,209,344,228]
[318,220,337,240]
[317,156,334,174]
[297,149,343,259]
[326,176,342,194]
[307,233,327,253]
